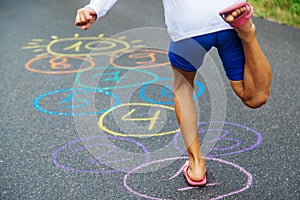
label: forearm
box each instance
[85,0,118,20]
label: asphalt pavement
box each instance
[0,0,299,199]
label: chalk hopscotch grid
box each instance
[22,28,263,199]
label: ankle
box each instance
[189,156,206,168]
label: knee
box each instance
[173,82,194,95]
[243,93,269,109]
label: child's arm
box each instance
[75,0,118,30]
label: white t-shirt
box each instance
[86,0,245,41]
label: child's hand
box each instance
[75,7,97,30]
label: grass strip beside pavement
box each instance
[248,0,300,28]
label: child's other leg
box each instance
[171,66,206,181]
[227,6,272,108]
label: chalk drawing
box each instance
[98,103,179,137]
[25,55,95,74]
[23,33,261,199]
[173,122,263,157]
[75,66,159,90]
[124,157,252,200]
[34,88,121,116]
[52,135,150,173]
[140,78,204,105]
[110,48,170,69]
[22,34,145,57]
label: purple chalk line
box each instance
[173,121,263,157]
[52,135,150,173]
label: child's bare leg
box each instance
[172,66,206,181]
[226,6,272,108]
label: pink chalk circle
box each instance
[124,157,252,200]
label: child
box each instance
[75,0,272,186]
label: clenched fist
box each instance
[75,7,97,30]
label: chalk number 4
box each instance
[121,109,161,131]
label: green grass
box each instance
[248,0,300,28]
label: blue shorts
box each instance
[168,29,245,81]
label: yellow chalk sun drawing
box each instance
[22,33,146,57]
[22,38,49,57]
